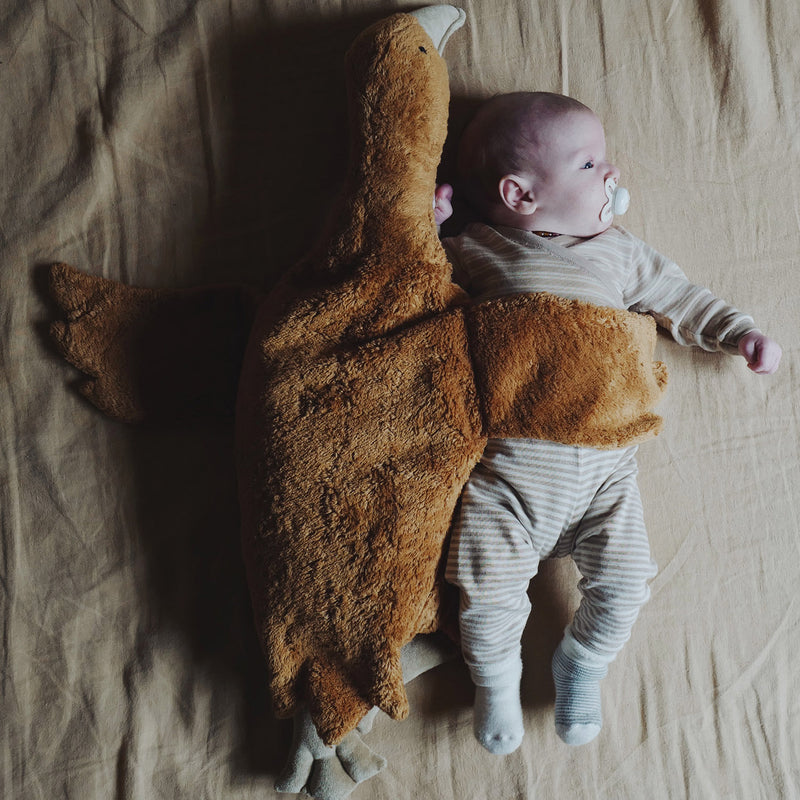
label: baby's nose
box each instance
[605,164,620,181]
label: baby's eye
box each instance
[582,161,594,169]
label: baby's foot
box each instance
[473,682,524,755]
[551,639,608,746]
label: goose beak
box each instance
[409,5,467,54]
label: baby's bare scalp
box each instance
[458,91,592,209]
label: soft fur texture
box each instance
[48,9,666,749]
[49,265,261,422]
[467,293,667,445]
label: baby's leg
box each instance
[446,466,543,755]
[555,453,657,745]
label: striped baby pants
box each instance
[446,438,657,684]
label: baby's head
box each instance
[458,91,621,237]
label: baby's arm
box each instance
[737,330,782,374]
[623,231,782,373]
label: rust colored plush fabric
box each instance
[49,263,261,423]
[48,12,666,747]
[467,293,667,447]
[233,13,666,745]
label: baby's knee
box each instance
[580,564,655,607]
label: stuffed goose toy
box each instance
[49,5,666,796]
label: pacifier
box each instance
[600,177,630,223]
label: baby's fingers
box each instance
[433,183,454,225]
[749,341,782,374]
[739,332,782,375]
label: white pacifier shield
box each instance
[601,178,630,223]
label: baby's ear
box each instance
[499,174,537,215]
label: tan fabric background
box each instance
[3,1,798,798]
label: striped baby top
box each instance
[443,223,756,353]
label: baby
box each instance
[434,91,781,754]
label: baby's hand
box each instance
[434,183,454,225]
[737,330,782,375]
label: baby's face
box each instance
[525,109,619,237]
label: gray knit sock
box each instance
[551,631,609,746]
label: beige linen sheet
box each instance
[3,1,798,798]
